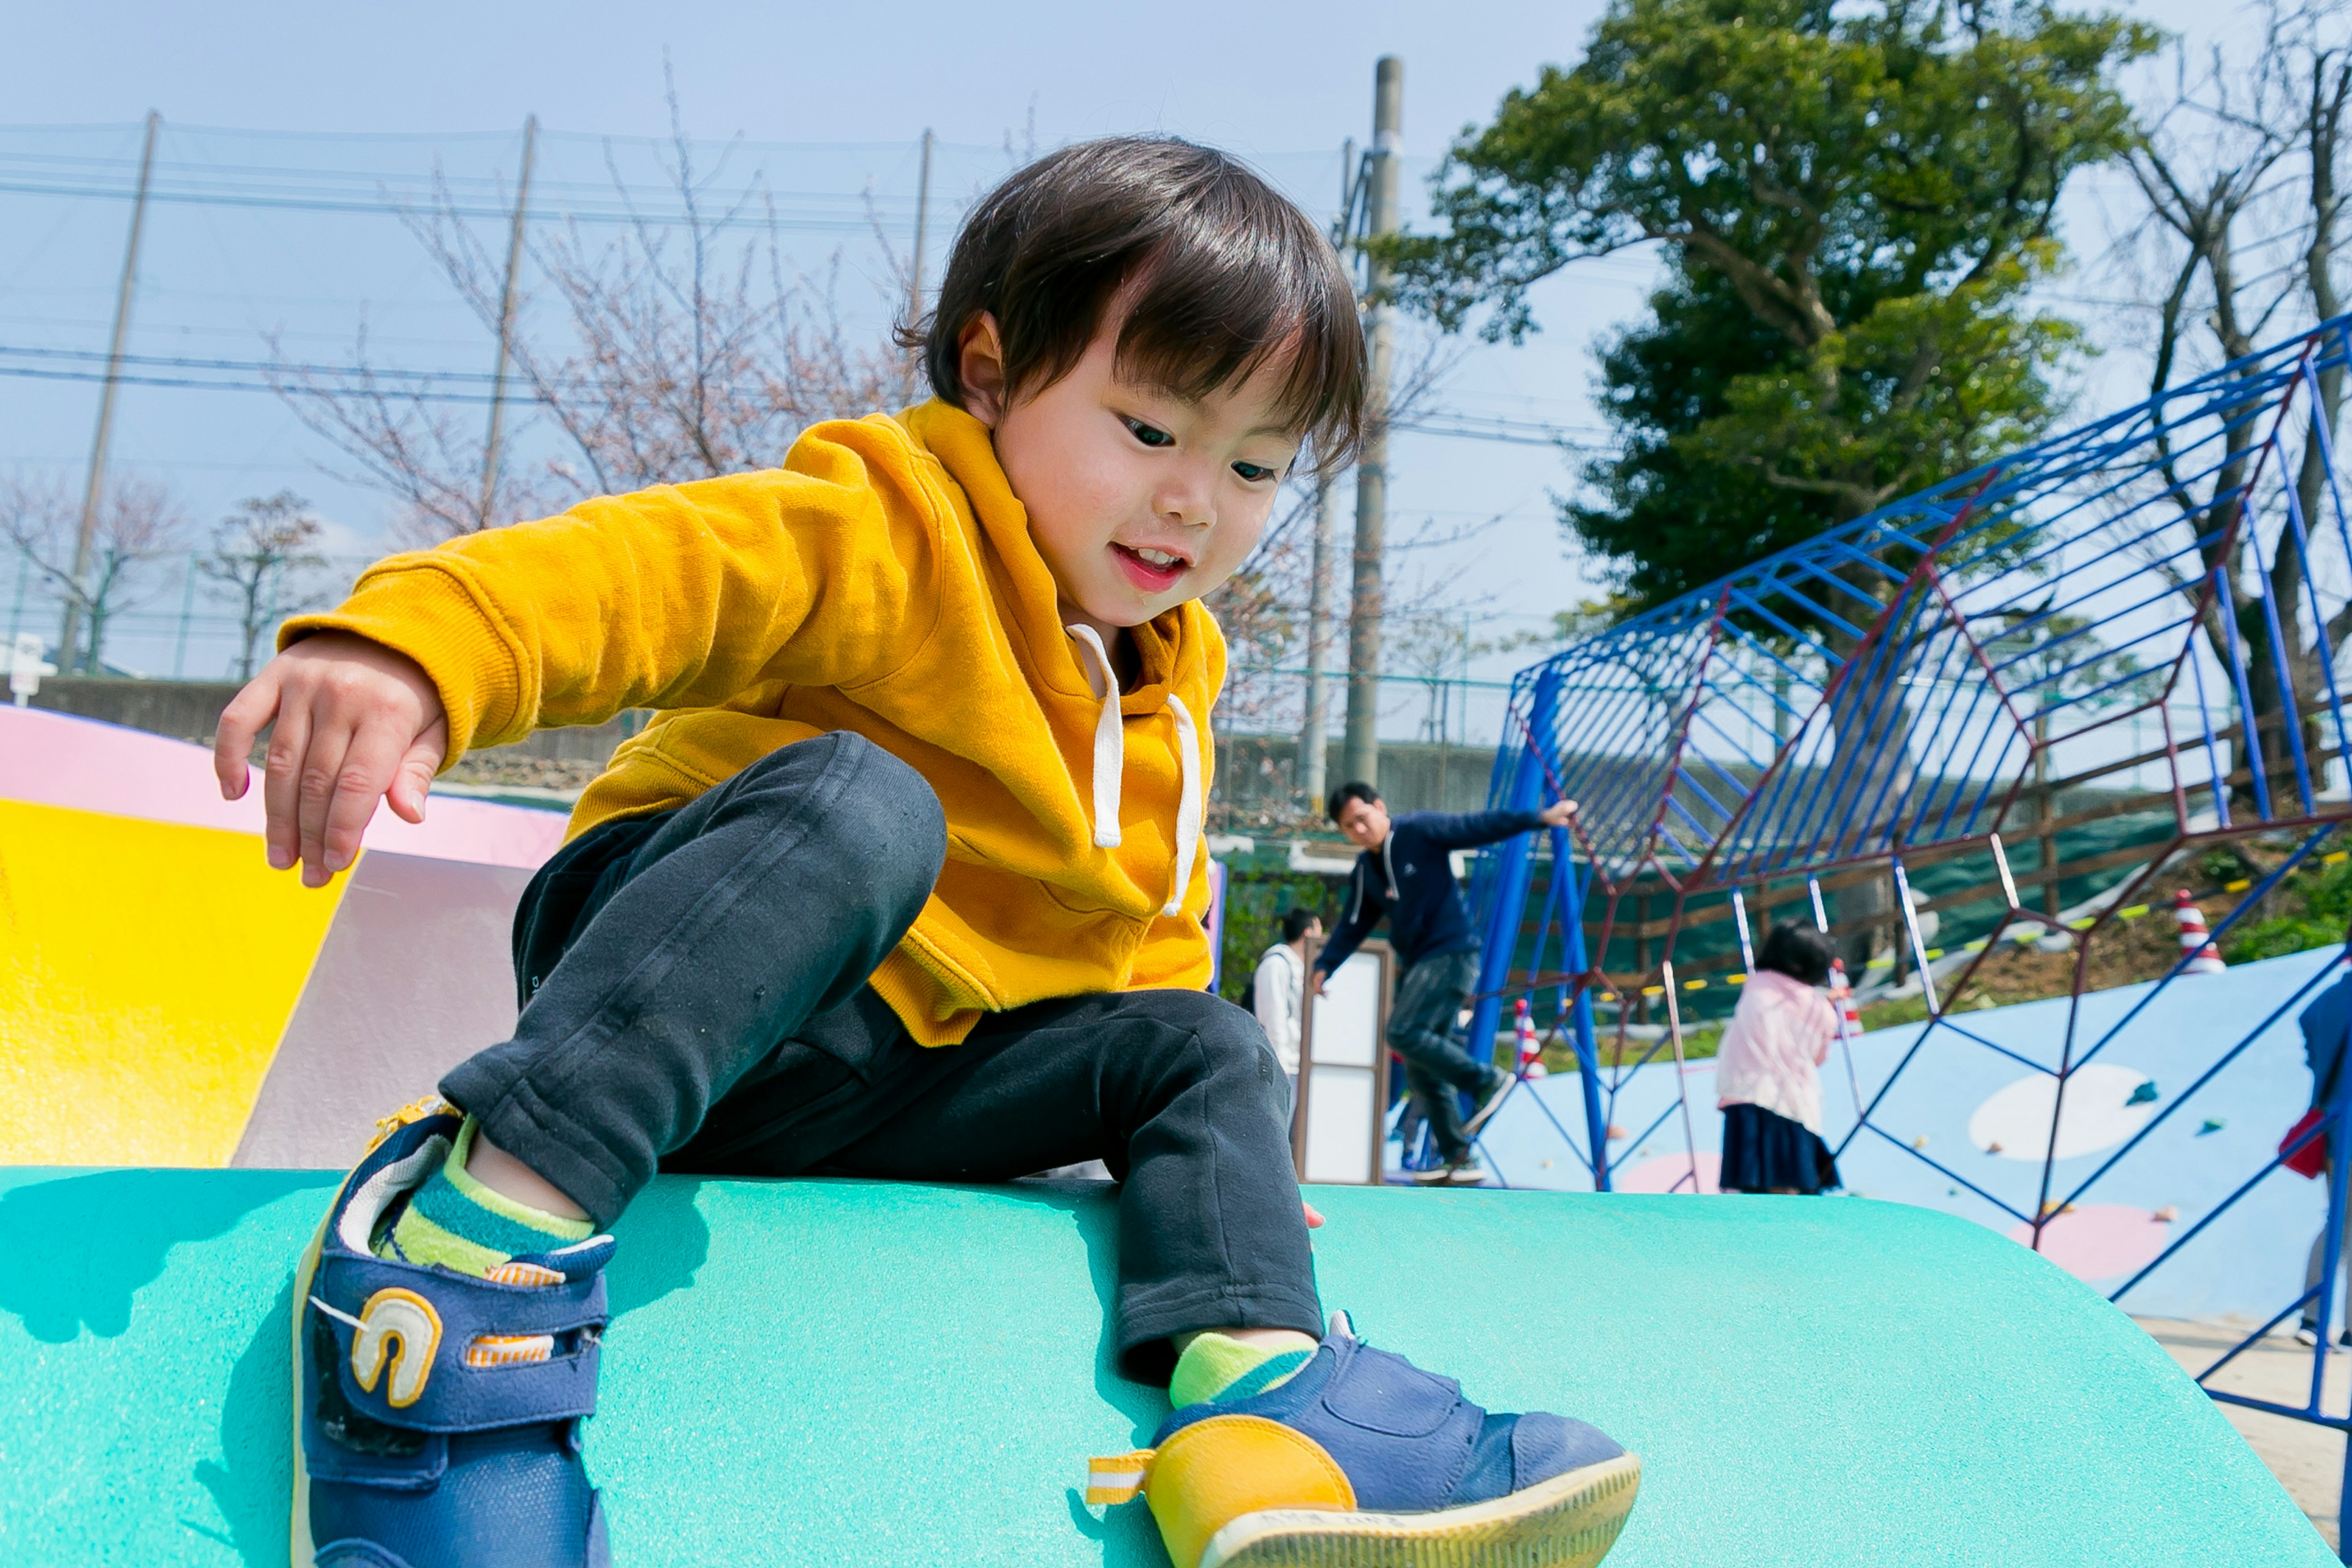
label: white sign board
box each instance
[8,633,56,707]
[1295,940,1392,1185]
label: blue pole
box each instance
[1465,668,1561,1095]
[1552,829,1607,1189]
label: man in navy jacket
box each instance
[1313,781,1578,1182]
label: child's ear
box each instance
[958,313,1009,428]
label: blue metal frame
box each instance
[1460,314,2352,1553]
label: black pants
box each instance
[1387,948,1496,1163]
[441,731,1321,1379]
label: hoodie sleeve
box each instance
[1407,807,1548,851]
[279,417,942,763]
[1312,857,1384,978]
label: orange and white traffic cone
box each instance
[2174,889,2228,974]
[1828,959,1861,1033]
[1513,997,1547,1079]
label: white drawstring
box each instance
[1064,624,1205,917]
[1065,624,1126,850]
[1161,693,1202,918]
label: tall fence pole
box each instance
[1301,472,1338,807]
[1343,57,1401,791]
[1300,140,1353,811]
[61,110,159,674]
[478,114,538,530]
[901,129,935,406]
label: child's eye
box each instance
[1232,461,1278,483]
[1123,417,1174,448]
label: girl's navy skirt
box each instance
[1720,1102,1841,1193]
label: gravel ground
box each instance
[2138,1316,2345,1550]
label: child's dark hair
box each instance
[904,137,1366,471]
[1281,906,1322,943]
[1756,921,1834,987]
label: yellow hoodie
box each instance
[284,401,1221,1046]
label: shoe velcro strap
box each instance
[1084,1449,1156,1505]
[311,1253,606,1433]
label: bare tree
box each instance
[274,81,903,544]
[2117,0,2352,809]
[199,492,330,680]
[2,473,186,675]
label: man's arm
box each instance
[1408,797,1578,851]
[1311,861,1382,982]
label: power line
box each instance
[0,342,1633,453]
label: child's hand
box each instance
[1303,1200,1325,1230]
[213,631,448,888]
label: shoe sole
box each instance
[1200,1452,1640,1568]
[1462,1082,1514,1138]
[288,1205,330,1568]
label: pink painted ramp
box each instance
[0,704,566,869]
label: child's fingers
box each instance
[385,719,447,825]
[318,717,414,873]
[213,671,281,801]
[292,701,358,888]
[1302,1200,1325,1230]
[259,696,314,872]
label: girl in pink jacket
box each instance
[1716,921,1844,1194]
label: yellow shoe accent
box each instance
[484,1260,567,1287]
[1086,1420,1642,1568]
[349,1287,443,1408]
[1136,1415,1357,1568]
[1200,1452,1642,1568]
[1085,1449,1156,1506]
[366,1098,457,1155]
[463,1333,556,1368]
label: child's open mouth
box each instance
[1112,542,1189,592]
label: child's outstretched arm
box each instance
[213,631,448,888]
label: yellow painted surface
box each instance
[0,800,347,1164]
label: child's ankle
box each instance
[462,1125,590,1221]
[375,1117,594,1279]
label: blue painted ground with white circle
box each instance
[1471,947,2347,1323]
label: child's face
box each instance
[963,313,1303,643]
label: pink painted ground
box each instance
[2005,1204,2173,1283]
[0,705,566,870]
[1614,1150,1722,1194]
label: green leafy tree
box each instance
[1386,0,2151,958]
[1390,0,2152,589]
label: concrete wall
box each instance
[1216,734,1501,819]
[24,678,1509,810]
[23,677,637,763]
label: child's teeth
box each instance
[1135,548,1178,567]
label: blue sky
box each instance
[0,0,2227,713]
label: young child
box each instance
[1716,922,1844,1196]
[215,138,1640,1568]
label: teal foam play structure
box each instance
[0,1170,2324,1566]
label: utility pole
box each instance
[1299,139,1355,812]
[1343,58,1401,790]
[60,110,159,676]
[478,114,538,531]
[903,128,935,406]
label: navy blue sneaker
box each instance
[1087,1313,1638,1568]
[292,1101,614,1568]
